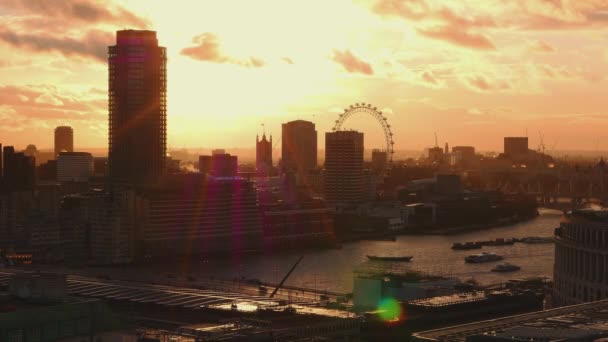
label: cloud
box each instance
[419,71,445,88]
[181,33,266,68]
[0,0,149,28]
[0,84,106,120]
[467,76,511,92]
[372,0,497,50]
[0,27,113,62]
[417,26,496,50]
[331,49,373,75]
[531,40,555,52]
[282,57,294,64]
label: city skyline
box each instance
[1,1,608,152]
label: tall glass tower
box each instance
[108,30,167,184]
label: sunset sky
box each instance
[1,0,608,153]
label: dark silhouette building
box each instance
[199,152,238,177]
[504,137,529,157]
[108,30,167,185]
[256,133,273,176]
[2,146,35,191]
[281,120,317,177]
[325,131,364,205]
[54,126,73,158]
[371,149,388,174]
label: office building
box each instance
[57,152,94,183]
[199,152,238,177]
[427,146,444,164]
[504,137,528,157]
[2,146,35,191]
[452,146,475,167]
[108,30,167,184]
[324,131,364,205]
[554,208,608,306]
[256,133,273,176]
[137,176,262,257]
[54,126,73,158]
[281,120,317,176]
[371,149,388,174]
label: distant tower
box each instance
[54,126,74,158]
[108,30,167,184]
[256,133,273,176]
[444,142,449,155]
[282,120,317,177]
[325,131,364,205]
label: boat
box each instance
[492,263,521,272]
[521,236,554,244]
[451,242,482,250]
[367,255,413,262]
[464,252,503,263]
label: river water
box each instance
[194,208,562,294]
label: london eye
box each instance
[332,102,395,165]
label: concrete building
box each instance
[57,152,93,183]
[324,131,364,205]
[504,137,529,157]
[371,149,388,174]
[554,208,608,306]
[199,152,238,177]
[451,146,475,168]
[136,176,262,257]
[108,30,167,184]
[281,120,317,176]
[256,133,273,176]
[2,146,35,192]
[54,126,73,158]
[427,146,444,165]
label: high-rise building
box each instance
[371,149,388,174]
[324,131,364,205]
[57,152,94,183]
[281,120,317,176]
[504,137,528,157]
[199,153,238,177]
[2,146,35,191]
[108,30,167,185]
[554,208,608,306]
[452,146,476,168]
[256,134,273,176]
[54,126,73,158]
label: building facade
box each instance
[324,131,364,205]
[256,134,273,176]
[54,126,73,158]
[108,30,167,185]
[199,153,238,177]
[57,152,94,183]
[281,120,317,176]
[554,208,608,306]
[371,149,388,174]
[504,137,529,157]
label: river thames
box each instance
[194,208,561,293]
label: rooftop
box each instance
[412,299,608,341]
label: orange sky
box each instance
[1,0,607,153]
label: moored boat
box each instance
[492,262,521,272]
[367,255,413,262]
[465,252,503,263]
[451,242,482,250]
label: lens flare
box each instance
[377,297,401,322]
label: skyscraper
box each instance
[54,126,73,158]
[256,133,273,176]
[108,30,167,184]
[281,120,317,176]
[324,131,364,205]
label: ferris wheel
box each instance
[332,102,395,164]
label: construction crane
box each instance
[538,131,546,154]
[270,256,304,299]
